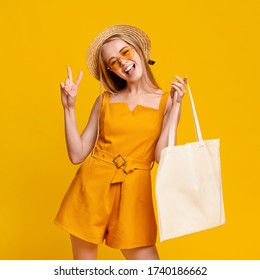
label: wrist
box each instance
[64,106,76,114]
[171,101,182,110]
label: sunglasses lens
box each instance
[107,47,134,71]
[120,47,134,60]
[108,59,120,71]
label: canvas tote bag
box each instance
[155,83,225,241]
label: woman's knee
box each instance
[70,235,98,260]
[121,245,159,260]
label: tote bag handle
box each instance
[169,83,203,147]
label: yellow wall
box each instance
[0,0,259,259]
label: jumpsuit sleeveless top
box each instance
[55,91,170,249]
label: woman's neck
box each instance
[122,79,160,96]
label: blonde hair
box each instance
[98,34,160,94]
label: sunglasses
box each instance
[107,46,135,71]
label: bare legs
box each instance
[70,235,159,260]
[121,245,160,260]
[70,235,98,260]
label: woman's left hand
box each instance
[170,75,188,103]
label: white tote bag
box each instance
[156,83,225,241]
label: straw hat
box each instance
[86,24,152,80]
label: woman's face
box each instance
[101,39,143,83]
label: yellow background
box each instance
[0,0,259,259]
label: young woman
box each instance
[55,25,187,260]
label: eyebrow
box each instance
[108,46,129,61]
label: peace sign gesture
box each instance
[60,67,83,109]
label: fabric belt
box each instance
[92,148,154,184]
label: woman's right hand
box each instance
[60,66,83,109]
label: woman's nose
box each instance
[118,57,127,65]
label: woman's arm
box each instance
[154,100,182,163]
[60,67,100,164]
[154,75,187,163]
[64,98,100,164]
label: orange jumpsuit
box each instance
[55,91,169,249]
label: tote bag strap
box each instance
[169,83,203,147]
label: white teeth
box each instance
[125,64,134,73]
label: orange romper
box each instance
[55,91,169,249]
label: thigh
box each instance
[121,245,160,260]
[70,235,98,260]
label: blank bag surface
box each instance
[155,84,225,241]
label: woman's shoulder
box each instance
[103,91,110,97]
[101,91,114,101]
[153,88,170,97]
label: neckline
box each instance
[106,91,168,113]
[109,102,159,112]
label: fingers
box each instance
[60,67,83,95]
[171,84,184,102]
[175,75,188,85]
[75,70,83,86]
[67,66,83,82]
[67,66,73,82]
[170,75,188,102]
[60,82,69,97]
[65,67,83,86]
[60,82,69,94]
[65,78,71,86]
[170,81,185,95]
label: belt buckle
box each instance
[112,154,126,169]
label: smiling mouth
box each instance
[125,64,135,74]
